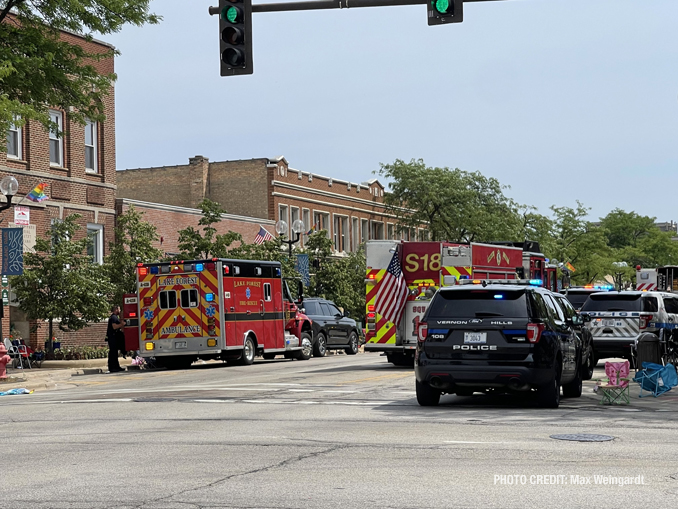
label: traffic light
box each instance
[219,0,253,76]
[427,0,463,25]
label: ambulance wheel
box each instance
[313,332,327,357]
[345,331,359,355]
[262,353,277,360]
[240,336,255,366]
[296,332,313,361]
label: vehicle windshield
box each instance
[426,289,528,318]
[563,292,591,309]
[580,294,651,312]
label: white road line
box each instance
[288,389,315,392]
[56,398,134,404]
[444,440,507,444]
[193,399,235,403]
[322,390,358,394]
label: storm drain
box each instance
[550,434,615,442]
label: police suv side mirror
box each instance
[297,280,304,304]
[570,315,583,326]
[579,313,591,323]
[345,311,351,318]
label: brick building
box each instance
[116,198,275,257]
[1,30,116,349]
[117,156,426,253]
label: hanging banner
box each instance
[14,206,29,226]
[295,254,310,287]
[9,223,36,254]
[1,228,23,275]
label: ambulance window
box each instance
[159,291,177,309]
[264,283,272,302]
[180,289,199,308]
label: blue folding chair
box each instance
[633,362,678,398]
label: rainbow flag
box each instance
[26,183,48,203]
[306,221,319,235]
[565,262,576,273]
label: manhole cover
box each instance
[550,434,615,442]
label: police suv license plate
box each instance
[464,332,487,344]
[603,320,616,327]
[174,341,187,349]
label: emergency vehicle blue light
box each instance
[529,279,543,286]
[494,294,504,299]
[205,293,214,302]
[459,275,469,280]
[595,285,613,290]
[276,268,281,277]
[150,266,159,274]
[195,263,204,272]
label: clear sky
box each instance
[106,0,678,222]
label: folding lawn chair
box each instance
[597,360,630,405]
[633,362,678,398]
[3,338,30,370]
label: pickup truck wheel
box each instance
[240,337,255,366]
[313,332,327,357]
[537,361,561,408]
[562,358,583,398]
[296,332,312,360]
[416,379,441,406]
[345,331,359,355]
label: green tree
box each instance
[105,205,162,306]
[0,0,159,135]
[377,159,523,243]
[301,232,366,321]
[228,236,298,278]
[600,209,657,249]
[11,214,113,349]
[176,199,242,259]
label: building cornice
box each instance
[120,199,275,225]
[272,192,402,220]
[272,180,388,208]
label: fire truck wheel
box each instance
[240,336,256,365]
[345,331,359,355]
[296,332,313,360]
[313,332,327,357]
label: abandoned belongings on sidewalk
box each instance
[634,362,678,398]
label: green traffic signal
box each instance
[433,0,450,15]
[221,5,241,24]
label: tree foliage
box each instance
[105,205,162,306]
[377,159,522,243]
[176,199,242,259]
[0,0,160,134]
[10,214,113,345]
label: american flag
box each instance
[254,226,274,245]
[375,248,409,325]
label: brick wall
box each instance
[117,199,276,256]
[0,26,117,349]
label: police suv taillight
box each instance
[418,322,428,342]
[526,323,545,343]
[639,314,653,330]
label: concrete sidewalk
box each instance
[0,357,135,392]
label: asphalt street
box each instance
[1,353,678,508]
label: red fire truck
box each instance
[365,240,557,366]
[131,258,313,369]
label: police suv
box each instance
[580,291,678,362]
[415,281,585,408]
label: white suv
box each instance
[580,291,678,361]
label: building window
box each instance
[6,119,21,159]
[333,215,348,252]
[85,120,98,173]
[313,211,330,238]
[302,208,311,244]
[387,223,394,240]
[49,110,64,167]
[352,217,360,252]
[361,219,369,243]
[290,206,300,241]
[87,223,104,264]
[371,221,384,240]
[278,204,289,236]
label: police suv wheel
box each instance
[416,379,441,407]
[537,361,561,408]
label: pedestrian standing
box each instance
[106,305,125,373]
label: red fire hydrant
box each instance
[0,343,11,379]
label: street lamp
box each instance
[0,176,19,212]
[276,219,305,257]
